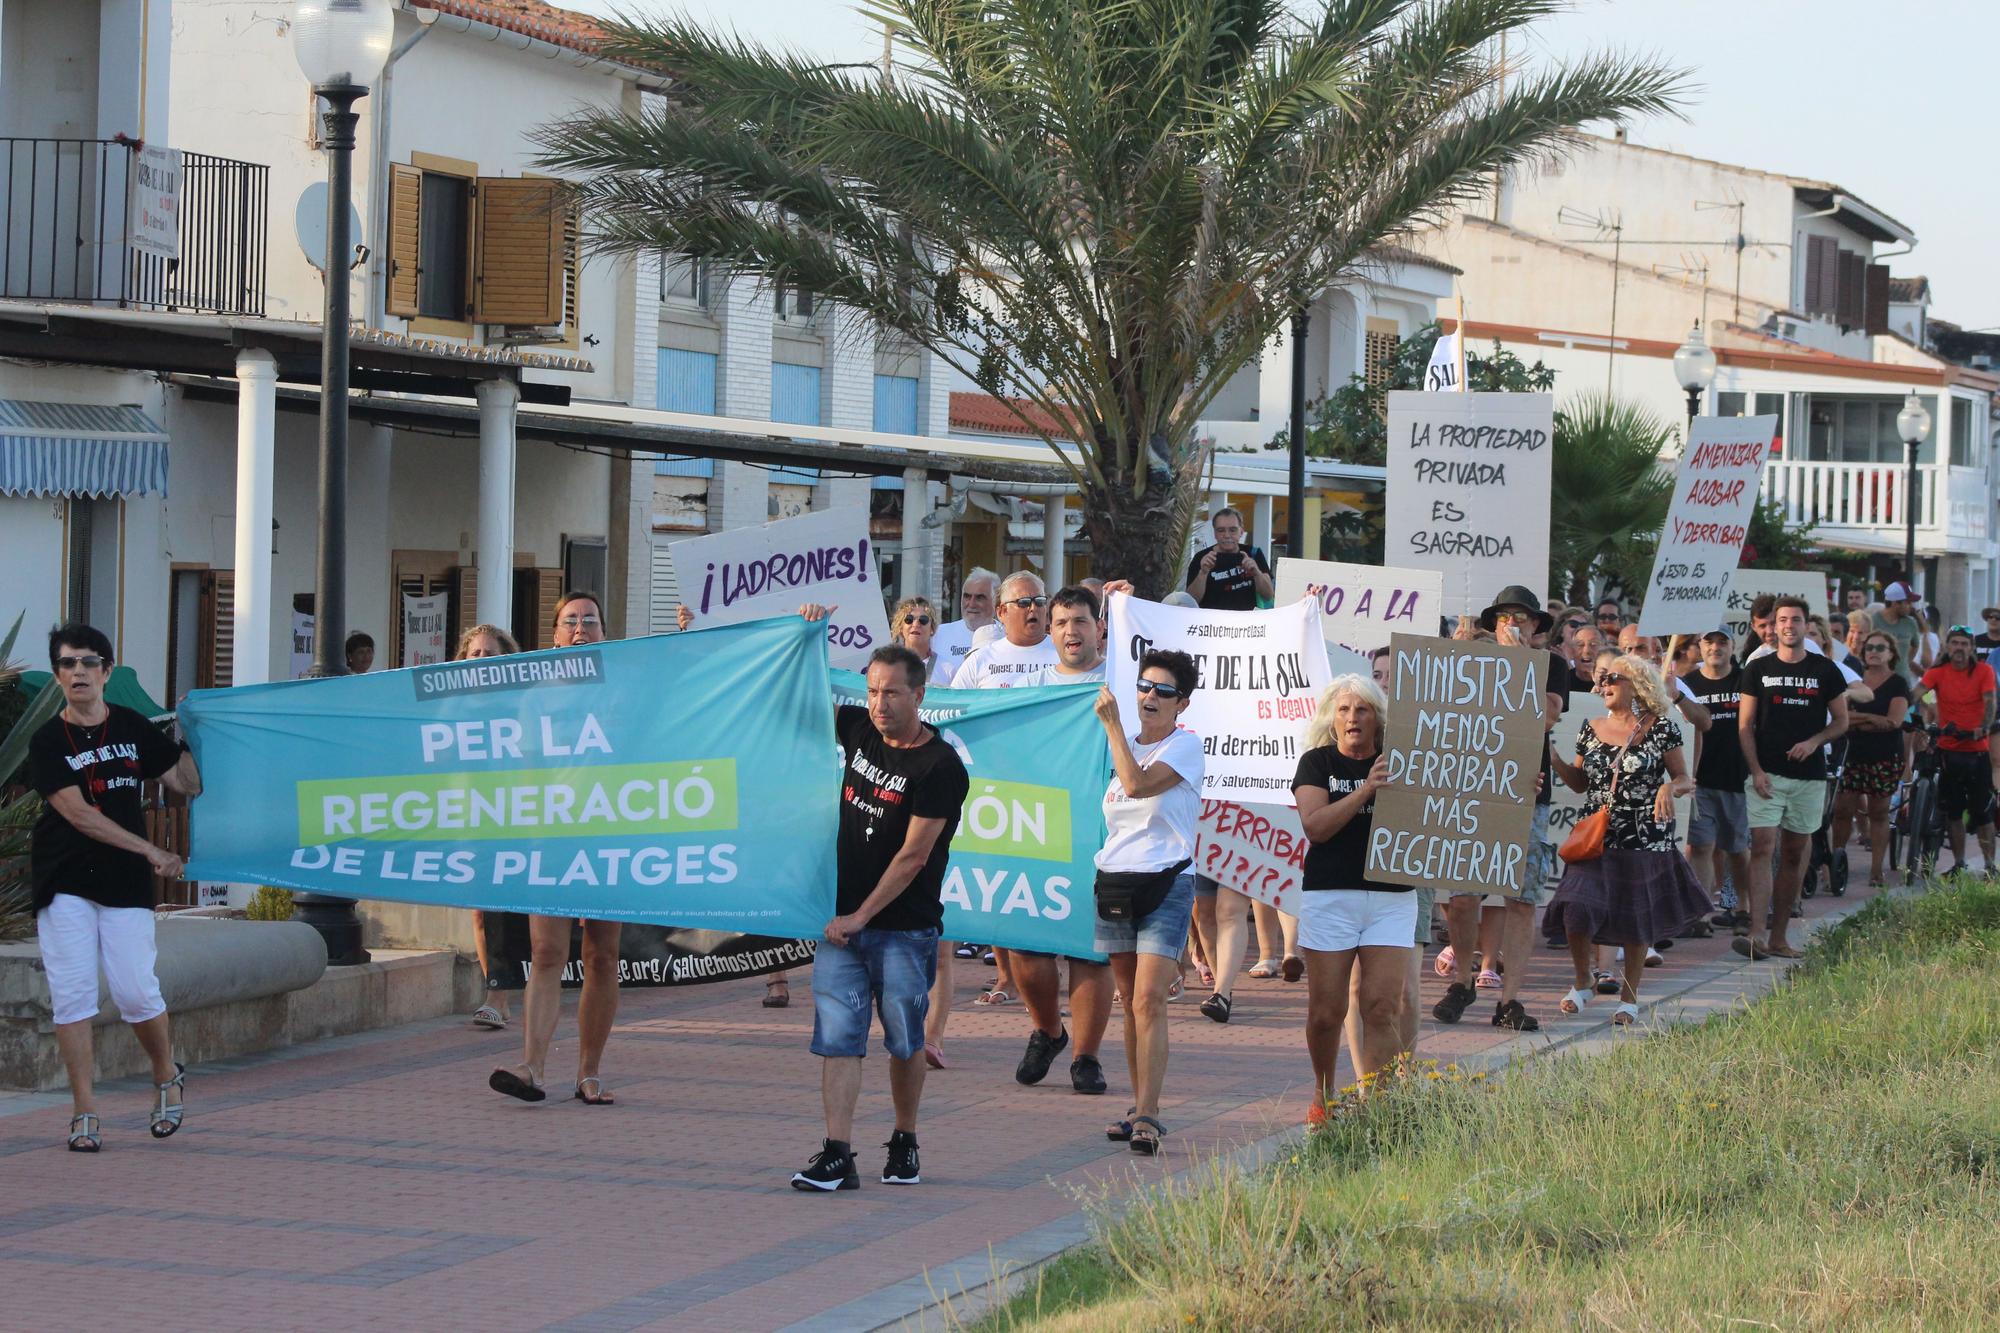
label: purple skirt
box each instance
[1542,847,1713,947]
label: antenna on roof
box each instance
[1558,208,1624,393]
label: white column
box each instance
[475,379,520,631]
[1252,494,1275,552]
[230,348,278,685]
[1042,492,1067,586]
[900,466,926,599]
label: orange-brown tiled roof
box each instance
[408,0,608,58]
[949,391,1078,439]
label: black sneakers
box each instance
[791,1138,860,1192]
[1016,1026,1069,1085]
[1070,1053,1107,1095]
[1432,982,1477,1024]
[1492,999,1539,1031]
[881,1130,920,1184]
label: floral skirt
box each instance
[1840,756,1900,797]
[1543,847,1713,948]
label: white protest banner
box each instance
[127,144,182,259]
[1366,635,1543,896]
[1193,800,1304,912]
[1276,557,1443,657]
[1545,691,1692,887]
[1636,416,1777,636]
[401,592,449,667]
[1384,390,1554,620]
[289,611,315,680]
[1719,568,1830,642]
[669,507,890,670]
[1106,594,1331,806]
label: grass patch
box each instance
[976,877,2000,1331]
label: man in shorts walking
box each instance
[1916,626,1999,874]
[1681,627,1751,929]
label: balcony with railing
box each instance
[1,137,268,317]
[1760,459,1989,552]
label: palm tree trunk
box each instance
[1081,482,1184,600]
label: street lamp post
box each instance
[1672,322,1717,438]
[1897,390,1933,596]
[292,0,393,966]
[1287,306,1308,557]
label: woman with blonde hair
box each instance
[1844,609,1874,660]
[1293,675,1415,1124]
[1547,654,1710,1026]
[456,625,523,1031]
[892,595,943,683]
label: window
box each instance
[1363,318,1400,402]
[1717,391,1746,418]
[775,282,816,321]
[1951,400,1978,468]
[417,172,471,319]
[772,362,823,426]
[563,536,609,608]
[65,498,121,629]
[387,163,571,329]
[873,374,919,434]
[661,255,711,309]
[656,348,718,413]
[1803,394,1935,465]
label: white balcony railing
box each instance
[1760,459,1940,535]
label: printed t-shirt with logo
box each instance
[29,704,185,911]
[1184,545,1271,611]
[950,635,1058,689]
[834,705,970,932]
[1019,661,1106,686]
[929,619,983,685]
[1679,666,1746,792]
[1918,661,1997,753]
[1843,672,1910,767]
[1096,727,1205,872]
[1739,653,1849,780]
[1290,745,1405,893]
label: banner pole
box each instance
[1455,294,1469,390]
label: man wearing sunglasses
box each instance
[1185,507,1273,611]
[930,567,999,686]
[1594,600,1623,633]
[1973,608,2000,654]
[1916,626,1999,874]
[950,571,1057,689]
[1682,627,1751,928]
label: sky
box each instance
[559,0,2000,325]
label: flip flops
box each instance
[489,1068,547,1102]
[574,1077,615,1105]
[471,1005,508,1029]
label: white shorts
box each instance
[1297,889,1420,952]
[36,894,166,1027]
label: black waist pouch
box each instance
[1094,860,1191,922]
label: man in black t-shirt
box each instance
[1738,597,1849,961]
[29,623,201,1152]
[792,631,969,1192]
[1184,507,1274,611]
[1680,628,1750,921]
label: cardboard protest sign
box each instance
[1276,557,1443,657]
[1193,800,1304,912]
[1720,569,1829,641]
[1636,416,1777,636]
[402,592,449,667]
[181,617,841,933]
[1384,390,1554,620]
[1544,690,1693,886]
[1106,595,1331,805]
[831,672,1111,959]
[669,507,889,669]
[1366,635,1544,896]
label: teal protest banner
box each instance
[830,671,1111,960]
[181,618,839,934]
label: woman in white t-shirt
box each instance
[1092,650,1204,1156]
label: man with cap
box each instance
[1681,625,1751,930]
[1915,625,1999,875]
[1876,582,1928,685]
[1432,585,1566,1032]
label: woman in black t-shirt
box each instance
[1291,674,1413,1121]
[28,624,201,1152]
[1833,631,1911,887]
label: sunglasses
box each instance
[1004,596,1049,610]
[902,614,932,626]
[1135,679,1185,699]
[56,655,107,671]
[1863,642,1892,652]
[1563,620,1587,632]
[1596,671,1627,688]
[557,615,602,629]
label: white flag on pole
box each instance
[1423,330,1464,391]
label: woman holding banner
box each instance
[1092,651,1203,1156]
[1547,655,1710,1026]
[458,624,524,1031]
[1291,676,1416,1123]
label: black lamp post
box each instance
[1897,390,1933,594]
[1287,305,1309,556]
[292,0,392,965]
[1672,322,1717,439]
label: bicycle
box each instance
[1891,720,1979,885]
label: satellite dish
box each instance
[295,182,363,273]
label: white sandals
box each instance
[1611,1002,1641,1027]
[1559,987,1591,1015]
[149,1063,186,1139]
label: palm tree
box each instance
[538,1,1683,593]
[1547,395,1678,604]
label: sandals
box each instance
[1432,946,1457,978]
[1281,956,1304,983]
[1195,962,1215,988]
[1593,970,1621,995]
[1559,987,1591,1015]
[1128,1115,1165,1156]
[149,1063,186,1139]
[1247,959,1279,979]
[489,1068,547,1102]
[67,1112,101,1153]
[574,1077,615,1106]
[1199,993,1232,1024]
[1166,975,1184,1002]
[1476,968,1503,990]
[924,1041,947,1070]
[1611,1002,1640,1027]
[471,1005,508,1029]
[973,987,1015,1007]
[1106,1107,1137,1141]
[762,979,790,1008]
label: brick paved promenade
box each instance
[0,874,1889,1332]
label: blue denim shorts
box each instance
[810,927,939,1060]
[1093,870,1197,959]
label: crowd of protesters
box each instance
[29,499,1987,1177]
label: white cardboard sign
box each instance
[1275,557,1444,657]
[1384,390,1554,620]
[1719,569,1830,642]
[669,507,890,669]
[1193,799,1304,912]
[1636,416,1777,636]
[127,144,181,259]
[402,592,449,667]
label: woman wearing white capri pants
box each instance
[29,624,201,1151]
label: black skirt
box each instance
[1542,847,1713,947]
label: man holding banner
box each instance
[794,626,969,1192]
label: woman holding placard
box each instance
[1547,655,1710,1026]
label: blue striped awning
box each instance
[0,400,169,498]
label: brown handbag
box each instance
[1558,714,1652,865]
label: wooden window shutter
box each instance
[1803,235,1830,314]
[200,570,236,689]
[387,164,423,318]
[535,568,566,639]
[473,177,565,326]
[1837,250,1865,327]
[454,565,479,642]
[1864,263,1891,337]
